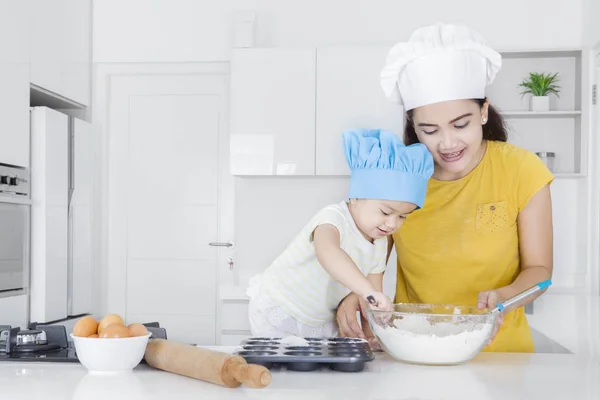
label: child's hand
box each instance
[364,291,392,311]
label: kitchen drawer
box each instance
[220,300,250,331]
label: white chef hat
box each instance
[380,22,502,111]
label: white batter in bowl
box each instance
[367,303,497,365]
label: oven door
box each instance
[0,201,29,293]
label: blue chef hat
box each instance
[343,129,434,208]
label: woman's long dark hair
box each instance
[403,98,508,145]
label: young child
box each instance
[246,128,434,338]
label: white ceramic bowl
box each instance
[70,333,152,373]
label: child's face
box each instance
[349,199,417,241]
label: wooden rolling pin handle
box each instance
[144,339,272,389]
[224,357,272,389]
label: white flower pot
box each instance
[530,96,550,112]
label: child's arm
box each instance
[313,223,379,300]
[367,272,384,292]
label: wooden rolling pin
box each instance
[144,339,272,389]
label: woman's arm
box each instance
[478,184,553,345]
[479,184,553,310]
[313,224,377,298]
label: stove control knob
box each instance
[9,177,18,186]
[0,176,8,184]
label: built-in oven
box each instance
[0,164,30,295]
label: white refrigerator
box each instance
[29,106,94,323]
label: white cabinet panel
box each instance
[220,332,251,346]
[68,119,94,316]
[62,0,92,106]
[0,0,30,167]
[0,295,28,329]
[221,301,251,331]
[0,63,30,168]
[30,0,63,96]
[30,107,69,323]
[219,300,250,345]
[316,46,404,175]
[30,0,91,106]
[0,0,29,64]
[230,48,316,175]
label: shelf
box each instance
[553,173,586,178]
[499,49,582,59]
[501,110,582,118]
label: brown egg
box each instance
[127,323,148,337]
[99,324,131,338]
[88,334,99,338]
[98,314,125,334]
[72,316,98,337]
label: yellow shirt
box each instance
[393,140,554,353]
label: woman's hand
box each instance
[477,289,505,346]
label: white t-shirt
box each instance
[261,201,388,326]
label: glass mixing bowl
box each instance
[366,303,498,365]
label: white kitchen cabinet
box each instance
[0,0,30,167]
[30,0,91,106]
[315,46,404,176]
[230,48,316,175]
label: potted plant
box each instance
[518,72,560,112]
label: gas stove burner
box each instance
[17,329,47,345]
[13,342,61,353]
[13,328,59,353]
[1,325,67,357]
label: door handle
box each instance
[208,241,234,248]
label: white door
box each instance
[107,73,228,345]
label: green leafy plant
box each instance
[518,72,560,98]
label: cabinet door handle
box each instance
[208,241,234,248]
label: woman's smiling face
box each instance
[410,99,488,181]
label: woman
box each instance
[336,23,554,353]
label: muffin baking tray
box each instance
[234,337,375,372]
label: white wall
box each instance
[93,0,584,63]
[583,0,600,47]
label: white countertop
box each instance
[3,291,599,399]
[1,348,599,399]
